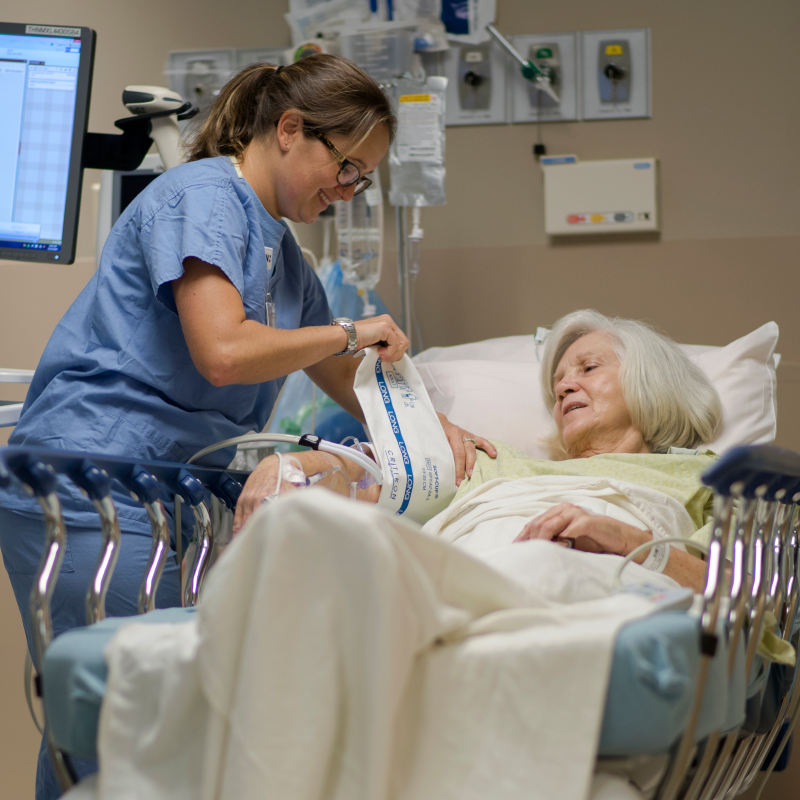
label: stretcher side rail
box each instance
[6,443,800,797]
[654,444,800,800]
[0,445,250,792]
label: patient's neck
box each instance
[567,429,650,459]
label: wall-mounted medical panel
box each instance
[510,33,578,123]
[542,157,658,235]
[580,29,651,120]
[166,49,236,112]
[443,39,507,126]
[236,47,287,70]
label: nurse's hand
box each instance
[233,455,301,534]
[437,412,497,487]
[354,315,409,362]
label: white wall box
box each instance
[541,156,659,235]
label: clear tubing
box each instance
[188,433,383,485]
[485,24,527,67]
[396,206,410,348]
[407,206,423,279]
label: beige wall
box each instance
[1,0,799,796]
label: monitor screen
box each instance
[0,23,95,264]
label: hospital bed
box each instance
[1,438,799,800]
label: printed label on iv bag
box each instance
[397,94,443,163]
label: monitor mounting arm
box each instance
[83,87,198,172]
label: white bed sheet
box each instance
[97,490,664,800]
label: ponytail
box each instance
[186,54,396,162]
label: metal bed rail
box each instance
[654,445,800,800]
[0,445,249,790]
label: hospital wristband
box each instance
[639,538,671,573]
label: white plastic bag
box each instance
[354,348,456,524]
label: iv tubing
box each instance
[486,24,527,67]
[188,433,383,485]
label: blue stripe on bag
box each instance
[375,359,414,515]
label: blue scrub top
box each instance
[1,156,332,534]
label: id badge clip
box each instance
[265,246,276,327]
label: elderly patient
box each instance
[236,310,722,593]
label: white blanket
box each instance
[98,490,673,800]
[424,475,691,599]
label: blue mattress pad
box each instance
[42,606,747,761]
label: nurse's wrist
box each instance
[333,323,348,352]
[329,319,352,354]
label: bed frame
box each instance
[1,442,798,799]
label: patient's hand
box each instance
[514,503,651,558]
[233,450,382,534]
[233,455,301,533]
[437,413,497,487]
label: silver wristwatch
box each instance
[332,317,358,356]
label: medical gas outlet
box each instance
[458,45,492,111]
[528,44,560,108]
[580,29,650,119]
[598,41,631,103]
[444,39,507,126]
[541,157,658,235]
[510,33,579,123]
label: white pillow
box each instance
[694,322,779,454]
[415,359,554,460]
[414,334,542,364]
[413,323,779,459]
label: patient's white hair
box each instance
[541,310,721,455]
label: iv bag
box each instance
[388,75,447,207]
[336,169,384,302]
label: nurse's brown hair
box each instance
[185,54,396,162]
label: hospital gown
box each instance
[453,442,717,548]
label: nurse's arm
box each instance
[173,258,407,386]
[304,356,364,421]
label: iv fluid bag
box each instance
[337,170,383,292]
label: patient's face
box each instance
[552,331,645,458]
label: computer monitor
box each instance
[0,22,95,264]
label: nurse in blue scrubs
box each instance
[0,54,434,799]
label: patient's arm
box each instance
[233,450,380,533]
[514,503,709,593]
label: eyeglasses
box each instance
[311,130,372,197]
